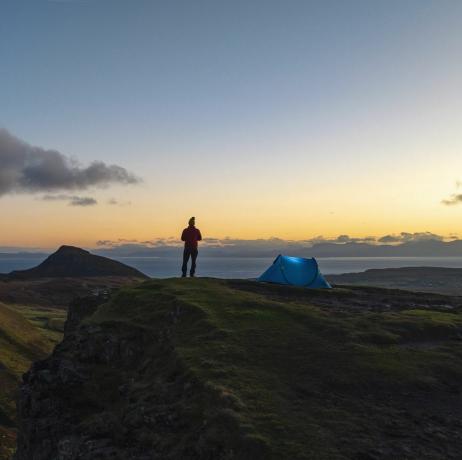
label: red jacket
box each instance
[181,226,202,249]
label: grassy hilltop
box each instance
[16,278,462,459]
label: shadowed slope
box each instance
[8,246,147,280]
[0,302,52,459]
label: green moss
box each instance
[86,279,462,458]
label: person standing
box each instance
[181,216,202,277]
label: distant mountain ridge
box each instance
[1,238,462,260]
[7,246,148,279]
[94,238,462,258]
[328,266,462,295]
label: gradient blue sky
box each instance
[1,0,461,247]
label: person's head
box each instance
[188,216,195,226]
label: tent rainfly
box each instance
[258,255,332,289]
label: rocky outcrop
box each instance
[14,295,111,459]
[64,295,109,334]
[14,291,258,460]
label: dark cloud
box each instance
[442,194,462,206]
[70,196,97,206]
[0,128,141,196]
[42,194,97,206]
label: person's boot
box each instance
[190,272,195,278]
[181,273,186,278]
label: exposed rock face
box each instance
[14,292,255,460]
[64,295,109,335]
[15,294,152,460]
[9,246,147,279]
[14,295,111,460]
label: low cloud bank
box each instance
[93,233,462,258]
[0,128,140,196]
[377,232,445,243]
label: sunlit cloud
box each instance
[377,232,445,243]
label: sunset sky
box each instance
[1,0,461,249]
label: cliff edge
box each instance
[15,279,462,459]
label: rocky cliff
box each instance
[15,279,462,459]
[15,285,263,459]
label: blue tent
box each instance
[258,255,332,289]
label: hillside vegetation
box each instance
[0,277,140,309]
[16,279,462,459]
[0,302,53,459]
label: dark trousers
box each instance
[182,247,198,276]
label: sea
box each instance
[2,256,462,278]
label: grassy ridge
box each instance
[88,279,462,459]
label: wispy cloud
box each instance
[42,194,97,206]
[442,180,462,206]
[442,194,462,206]
[0,128,141,197]
[107,198,132,207]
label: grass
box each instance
[8,304,66,343]
[0,276,142,460]
[0,302,60,459]
[83,278,462,459]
